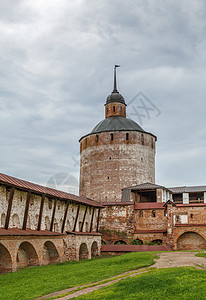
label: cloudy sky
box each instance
[1,0,206,193]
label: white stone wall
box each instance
[0,185,100,234]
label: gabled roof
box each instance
[123,182,171,192]
[0,172,103,208]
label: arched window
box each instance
[141,134,144,145]
[96,135,99,142]
[113,106,115,112]
[152,210,156,217]
[126,133,129,140]
[120,106,122,113]
[139,210,143,217]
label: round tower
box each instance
[79,66,156,203]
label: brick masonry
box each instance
[79,131,156,202]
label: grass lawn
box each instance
[76,267,206,300]
[196,252,206,258]
[0,252,157,300]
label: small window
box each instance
[96,135,99,142]
[113,106,115,112]
[152,210,156,217]
[120,106,122,113]
[107,107,109,113]
[85,138,87,146]
[141,134,144,145]
[110,133,114,141]
[190,214,193,218]
[126,133,129,140]
[139,210,143,218]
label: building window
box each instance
[107,107,108,113]
[190,214,193,218]
[151,137,154,148]
[126,133,129,140]
[113,106,115,112]
[141,134,144,145]
[152,210,156,217]
[85,138,87,146]
[120,106,122,113]
[110,133,113,141]
[139,210,143,217]
[96,135,99,142]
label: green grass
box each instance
[76,267,206,300]
[196,252,206,258]
[0,252,157,300]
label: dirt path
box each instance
[37,252,206,300]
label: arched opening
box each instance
[149,239,162,245]
[66,220,71,231]
[17,242,39,269]
[114,240,127,245]
[131,239,143,245]
[43,241,60,265]
[45,216,50,230]
[85,222,89,232]
[0,243,12,273]
[177,232,206,250]
[1,213,6,228]
[91,241,98,257]
[79,243,89,260]
[12,214,20,228]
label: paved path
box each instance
[37,252,206,300]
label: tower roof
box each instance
[91,116,145,134]
[106,65,126,105]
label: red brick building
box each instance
[79,67,206,251]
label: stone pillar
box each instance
[183,193,189,204]
[166,203,174,247]
[204,192,206,203]
[156,189,163,203]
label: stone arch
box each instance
[131,239,143,245]
[17,242,39,269]
[27,215,31,229]
[91,241,99,257]
[149,239,163,245]
[1,213,6,228]
[11,214,20,228]
[0,243,12,273]
[79,243,89,260]
[45,216,50,230]
[66,220,71,231]
[43,241,60,265]
[114,240,127,245]
[177,231,206,250]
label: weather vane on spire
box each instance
[113,65,120,93]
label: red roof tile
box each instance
[134,203,164,210]
[0,172,103,208]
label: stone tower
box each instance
[79,66,156,203]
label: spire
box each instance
[113,65,120,93]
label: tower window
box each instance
[126,133,129,140]
[141,134,144,145]
[107,107,108,113]
[110,133,114,141]
[120,106,122,113]
[85,138,87,146]
[96,135,99,142]
[113,106,115,112]
[152,210,156,217]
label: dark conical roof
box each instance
[91,116,145,133]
